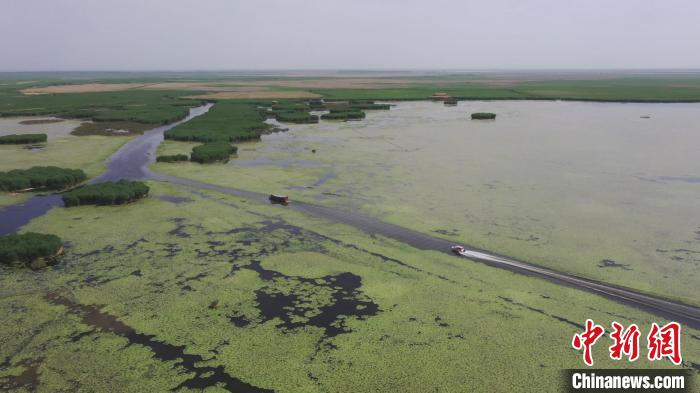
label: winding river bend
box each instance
[0,104,213,236]
[1,102,700,329]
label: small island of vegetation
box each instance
[471,112,497,120]
[444,98,458,106]
[156,154,189,163]
[307,99,326,109]
[190,142,237,163]
[274,111,319,124]
[346,100,391,110]
[0,133,48,144]
[321,109,366,120]
[0,232,63,269]
[165,102,267,143]
[62,180,150,207]
[0,166,87,192]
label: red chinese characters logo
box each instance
[647,322,682,365]
[609,322,640,362]
[572,320,681,366]
[572,319,605,366]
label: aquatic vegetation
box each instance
[3,181,697,392]
[321,109,366,120]
[0,116,84,140]
[0,133,47,144]
[274,111,319,124]
[471,112,496,119]
[18,118,64,125]
[444,98,458,106]
[307,99,326,109]
[271,102,310,112]
[156,154,189,163]
[322,100,390,111]
[62,180,149,206]
[0,166,86,191]
[157,101,700,305]
[190,142,237,163]
[315,76,700,102]
[0,135,128,181]
[0,89,201,123]
[4,76,700,391]
[0,85,204,135]
[165,101,268,143]
[0,232,62,266]
[71,121,154,136]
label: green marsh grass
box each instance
[1,181,696,392]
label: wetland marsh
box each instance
[155,100,700,305]
[2,82,700,392]
[2,181,699,392]
[3,0,700,389]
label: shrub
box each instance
[471,112,496,120]
[0,232,63,267]
[274,111,319,124]
[0,166,87,192]
[307,99,326,109]
[0,134,47,144]
[321,109,366,120]
[156,154,189,163]
[62,180,149,207]
[190,143,237,164]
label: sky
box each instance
[1,0,698,71]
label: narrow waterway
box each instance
[0,104,213,236]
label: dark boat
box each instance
[269,194,289,205]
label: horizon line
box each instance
[1,68,700,74]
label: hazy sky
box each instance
[1,0,698,71]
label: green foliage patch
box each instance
[271,102,310,112]
[190,142,237,163]
[314,77,700,102]
[0,134,48,144]
[274,111,319,124]
[0,232,63,266]
[0,90,202,126]
[6,181,699,391]
[471,112,496,120]
[62,180,149,207]
[321,109,366,120]
[165,102,268,143]
[307,99,326,109]
[0,166,87,192]
[156,154,189,163]
[349,101,391,110]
